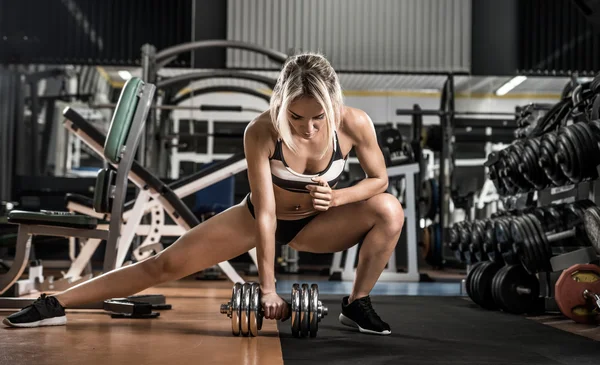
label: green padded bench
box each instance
[0,77,156,305]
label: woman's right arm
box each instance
[243,119,277,295]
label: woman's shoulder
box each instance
[246,111,277,137]
[244,110,278,152]
[339,106,375,142]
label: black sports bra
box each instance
[269,131,347,193]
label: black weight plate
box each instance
[471,221,486,262]
[491,264,511,312]
[483,222,499,262]
[495,218,513,253]
[565,124,586,182]
[449,224,460,248]
[558,126,583,182]
[579,123,600,176]
[497,264,540,314]
[572,123,596,181]
[466,262,483,302]
[473,261,502,310]
[471,261,486,307]
[460,224,472,248]
[572,123,599,180]
[511,216,537,274]
[527,213,551,272]
[508,217,529,259]
[522,214,550,272]
[527,214,553,271]
[520,214,545,273]
[564,128,583,181]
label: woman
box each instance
[3,53,404,336]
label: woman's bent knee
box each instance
[368,193,405,234]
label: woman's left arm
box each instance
[330,109,389,207]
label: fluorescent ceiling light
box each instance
[118,70,132,81]
[495,76,527,96]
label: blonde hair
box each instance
[269,52,344,157]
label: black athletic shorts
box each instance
[245,193,317,245]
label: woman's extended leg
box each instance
[53,202,258,308]
[288,192,404,335]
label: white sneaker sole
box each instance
[339,313,391,335]
[2,316,67,328]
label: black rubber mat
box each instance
[277,295,600,365]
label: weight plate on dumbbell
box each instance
[521,215,545,273]
[291,284,301,337]
[249,282,260,336]
[466,262,483,302]
[494,264,540,314]
[471,261,487,306]
[491,264,509,312]
[555,263,600,324]
[309,284,319,338]
[509,217,536,274]
[472,261,502,310]
[584,206,600,254]
[471,221,486,262]
[523,214,550,272]
[241,283,251,336]
[231,283,242,336]
[301,283,310,338]
[519,215,543,273]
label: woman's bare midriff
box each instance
[272,184,320,220]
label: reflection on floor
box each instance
[275,280,465,296]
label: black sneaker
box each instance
[339,295,391,335]
[2,294,67,328]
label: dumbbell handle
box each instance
[220,301,296,322]
[546,228,577,243]
[516,286,532,295]
[582,289,600,309]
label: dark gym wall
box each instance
[519,0,600,75]
[0,0,193,66]
[192,0,227,69]
[471,0,520,76]
[472,0,600,75]
[0,69,24,202]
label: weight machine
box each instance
[138,40,288,176]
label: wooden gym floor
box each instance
[0,278,283,365]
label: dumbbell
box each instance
[220,282,328,338]
[517,137,550,190]
[554,122,600,184]
[491,264,540,314]
[494,216,521,266]
[510,202,595,274]
[469,220,488,262]
[555,263,600,324]
[466,262,540,314]
[538,132,569,187]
